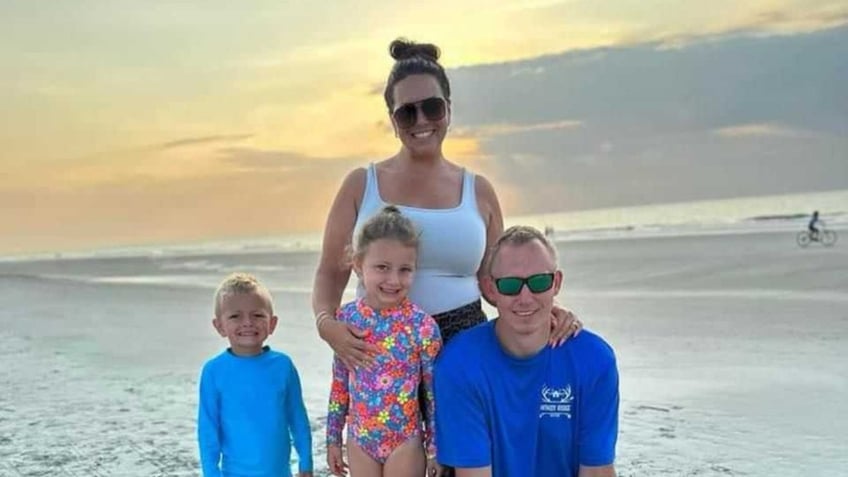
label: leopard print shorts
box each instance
[433,299,487,345]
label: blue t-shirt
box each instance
[197,347,313,477]
[434,320,618,477]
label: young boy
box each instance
[198,273,313,477]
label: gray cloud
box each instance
[447,25,848,214]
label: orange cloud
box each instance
[0,154,362,256]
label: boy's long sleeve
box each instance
[197,364,223,477]
[326,355,350,447]
[286,364,313,473]
[198,349,309,476]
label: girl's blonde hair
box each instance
[352,205,420,261]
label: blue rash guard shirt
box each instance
[198,347,313,477]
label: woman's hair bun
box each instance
[389,38,440,62]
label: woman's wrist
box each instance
[315,310,334,335]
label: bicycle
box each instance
[797,228,837,247]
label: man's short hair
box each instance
[487,225,558,275]
[213,272,274,317]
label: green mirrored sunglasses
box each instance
[494,273,555,296]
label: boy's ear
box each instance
[212,317,227,337]
[268,315,279,335]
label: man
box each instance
[434,226,619,477]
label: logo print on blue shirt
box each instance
[539,385,573,419]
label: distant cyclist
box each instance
[797,210,836,248]
[808,210,821,239]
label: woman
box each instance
[312,38,580,370]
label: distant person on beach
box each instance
[325,206,442,477]
[808,210,821,238]
[311,37,581,372]
[198,273,313,477]
[435,226,619,477]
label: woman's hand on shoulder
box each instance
[320,319,380,369]
[550,304,582,347]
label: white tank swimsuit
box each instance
[352,163,487,316]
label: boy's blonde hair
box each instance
[213,272,274,317]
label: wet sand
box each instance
[0,228,846,476]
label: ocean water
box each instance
[513,188,848,234]
[1,190,847,476]
[6,188,846,263]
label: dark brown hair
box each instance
[383,38,452,111]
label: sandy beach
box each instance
[0,226,846,476]
[559,231,848,475]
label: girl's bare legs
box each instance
[347,439,382,477]
[382,435,426,477]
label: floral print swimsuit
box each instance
[326,298,442,463]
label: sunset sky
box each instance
[2,1,847,255]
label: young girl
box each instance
[324,205,443,477]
